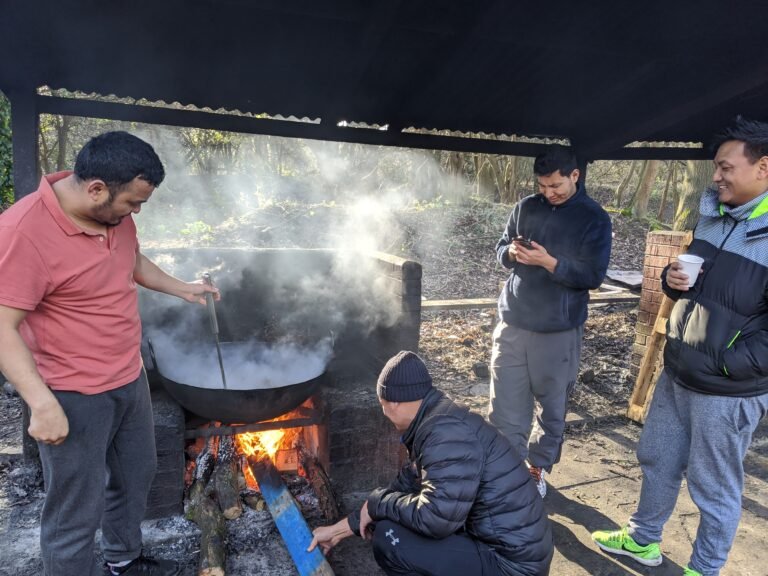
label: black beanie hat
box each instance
[377,351,433,402]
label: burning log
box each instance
[189,495,227,576]
[244,454,335,576]
[299,449,340,523]
[186,435,227,576]
[213,435,242,520]
[242,490,266,511]
[187,436,218,506]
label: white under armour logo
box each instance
[385,528,400,546]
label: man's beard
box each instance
[92,197,122,227]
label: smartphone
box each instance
[514,237,533,249]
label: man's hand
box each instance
[359,500,374,540]
[507,243,518,262]
[28,398,69,445]
[513,240,558,273]
[307,517,354,554]
[666,261,695,291]
[180,280,220,306]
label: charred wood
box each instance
[213,435,242,520]
[190,495,226,576]
[300,450,340,523]
[185,435,227,576]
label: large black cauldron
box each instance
[147,339,328,423]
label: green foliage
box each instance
[646,216,670,231]
[0,92,13,208]
[411,196,451,211]
[180,220,214,244]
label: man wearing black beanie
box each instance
[308,351,553,576]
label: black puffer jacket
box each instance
[362,388,553,575]
[662,188,768,397]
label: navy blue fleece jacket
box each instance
[496,184,612,332]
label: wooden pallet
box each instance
[626,232,692,423]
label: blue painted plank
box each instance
[251,458,335,576]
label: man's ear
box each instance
[570,168,580,183]
[756,156,768,180]
[85,179,110,203]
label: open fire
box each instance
[236,429,289,490]
[180,397,338,575]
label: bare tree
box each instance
[657,161,678,222]
[631,160,660,218]
[673,160,714,230]
[614,160,639,208]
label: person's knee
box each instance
[372,520,410,571]
[636,435,665,467]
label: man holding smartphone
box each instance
[488,145,612,497]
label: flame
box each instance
[241,455,259,490]
[236,429,286,460]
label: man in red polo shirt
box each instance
[0,131,217,576]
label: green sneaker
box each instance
[591,527,662,567]
[683,567,702,576]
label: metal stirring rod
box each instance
[202,273,227,389]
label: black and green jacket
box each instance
[662,187,768,397]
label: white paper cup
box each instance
[677,253,704,287]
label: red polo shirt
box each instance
[0,172,143,393]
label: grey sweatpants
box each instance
[628,369,768,575]
[37,371,157,576]
[488,321,582,470]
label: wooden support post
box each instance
[627,232,692,423]
[8,87,41,463]
[247,456,335,576]
[8,87,39,200]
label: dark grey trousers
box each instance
[37,371,157,576]
[629,370,768,575]
[488,322,582,470]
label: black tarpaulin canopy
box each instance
[2,0,768,196]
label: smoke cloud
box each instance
[125,124,460,397]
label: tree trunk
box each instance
[674,160,714,231]
[55,116,71,171]
[632,160,661,218]
[474,156,496,200]
[657,161,677,222]
[503,156,519,203]
[614,161,638,208]
[444,151,464,201]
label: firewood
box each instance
[242,491,266,511]
[185,435,227,576]
[192,496,226,576]
[186,436,218,509]
[300,449,340,523]
[213,435,242,520]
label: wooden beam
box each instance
[247,457,335,576]
[36,95,553,158]
[627,231,692,423]
[590,147,710,161]
[421,290,639,312]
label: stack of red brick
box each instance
[630,231,691,380]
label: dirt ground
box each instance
[0,203,765,575]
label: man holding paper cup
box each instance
[592,117,768,576]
